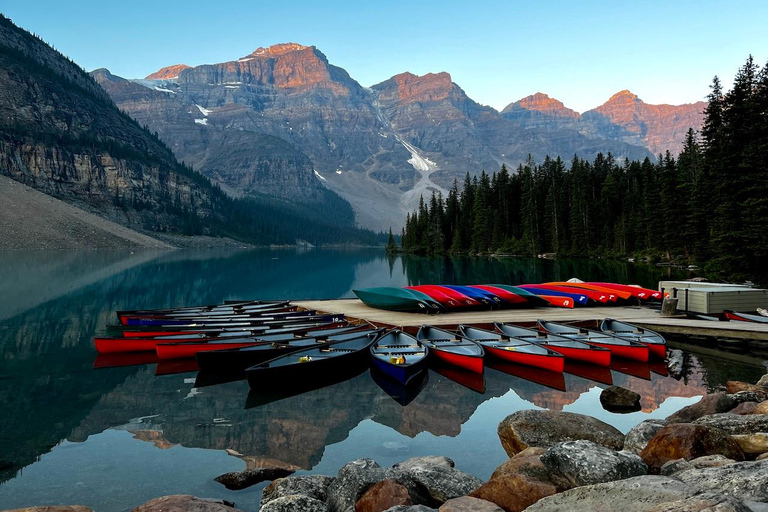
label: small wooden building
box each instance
[659,281,768,314]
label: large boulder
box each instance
[676,460,768,502]
[640,423,744,472]
[692,413,768,434]
[730,391,768,404]
[624,419,667,454]
[490,447,552,485]
[523,475,697,512]
[469,474,556,512]
[393,457,454,473]
[261,476,335,508]
[600,386,641,412]
[260,495,328,512]
[646,492,753,512]
[754,401,768,414]
[382,507,436,512]
[730,402,760,415]
[131,496,242,512]
[497,410,624,456]
[665,393,736,423]
[540,440,647,488]
[327,459,421,512]
[757,374,768,388]
[214,467,295,490]
[731,433,768,455]
[660,455,736,476]
[438,496,503,511]
[401,463,483,506]
[727,381,768,396]
[355,479,412,512]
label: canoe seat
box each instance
[377,344,420,348]
[376,349,426,355]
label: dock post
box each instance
[661,297,679,316]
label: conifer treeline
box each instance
[400,56,768,284]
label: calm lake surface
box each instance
[0,249,765,511]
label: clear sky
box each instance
[2,0,766,112]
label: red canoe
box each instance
[494,322,611,367]
[407,285,482,309]
[467,285,529,306]
[416,325,485,373]
[533,284,613,303]
[459,325,565,373]
[544,282,630,300]
[588,282,662,300]
[538,320,649,362]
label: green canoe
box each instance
[353,287,444,313]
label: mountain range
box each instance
[94,43,705,231]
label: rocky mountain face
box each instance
[104,45,658,231]
[503,91,706,157]
[0,14,224,234]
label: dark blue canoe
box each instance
[370,330,429,385]
[442,285,502,308]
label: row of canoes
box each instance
[354,282,662,313]
[93,299,667,391]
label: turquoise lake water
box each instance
[0,249,764,511]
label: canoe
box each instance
[599,318,667,359]
[537,320,649,362]
[155,322,361,360]
[94,320,348,354]
[516,285,590,306]
[246,331,381,389]
[588,283,662,300]
[134,304,300,320]
[353,287,443,313]
[537,295,576,308]
[494,322,611,367]
[529,284,613,303]
[724,310,768,324]
[544,282,631,300]
[407,285,482,309]
[467,285,529,306]
[196,327,381,372]
[120,313,344,329]
[117,300,289,324]
[441,285,501,308]
[416,325,485,373]
[458,325,565,373]
[120,310,325,327]
[485,285,551,307]
[370,330,429,385]
[118,310,320,336]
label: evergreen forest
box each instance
[399,57,768,284]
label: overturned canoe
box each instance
[354,287,444,313]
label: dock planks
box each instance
[294,299,768,341]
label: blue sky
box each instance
[2,0,766,112]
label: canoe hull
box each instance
[544,344,611,367]
[585,341,649,362]
[482,344,565,373]
[430,347,484,373]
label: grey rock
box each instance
[260,495,328,512]
[393,456,455,472]
[647,492,753,512]
[676,461,768,502]
[660,458,694,476]
[383,507,437,512]
[260,476,335,508]
[438,496,504,511]
[689,454,737,469]
[497,410,624,456]
[729,390,768,404]
[624,419,668,454]
[667,349,685,378]
[745,502,768,512]
[666,393,737,423]
[541,440,647,489]
[214,467,294,490]
[600,386,642,411]
[692,413,768,435]
[756,374,768,388]
[326,459,426,512]
[131,495,242,512]
[523,475,697,512]
[403,464,483,506]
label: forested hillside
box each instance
[400,57,768,284]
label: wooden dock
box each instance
[295,299,768,341]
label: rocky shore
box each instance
[7,369,768,512]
